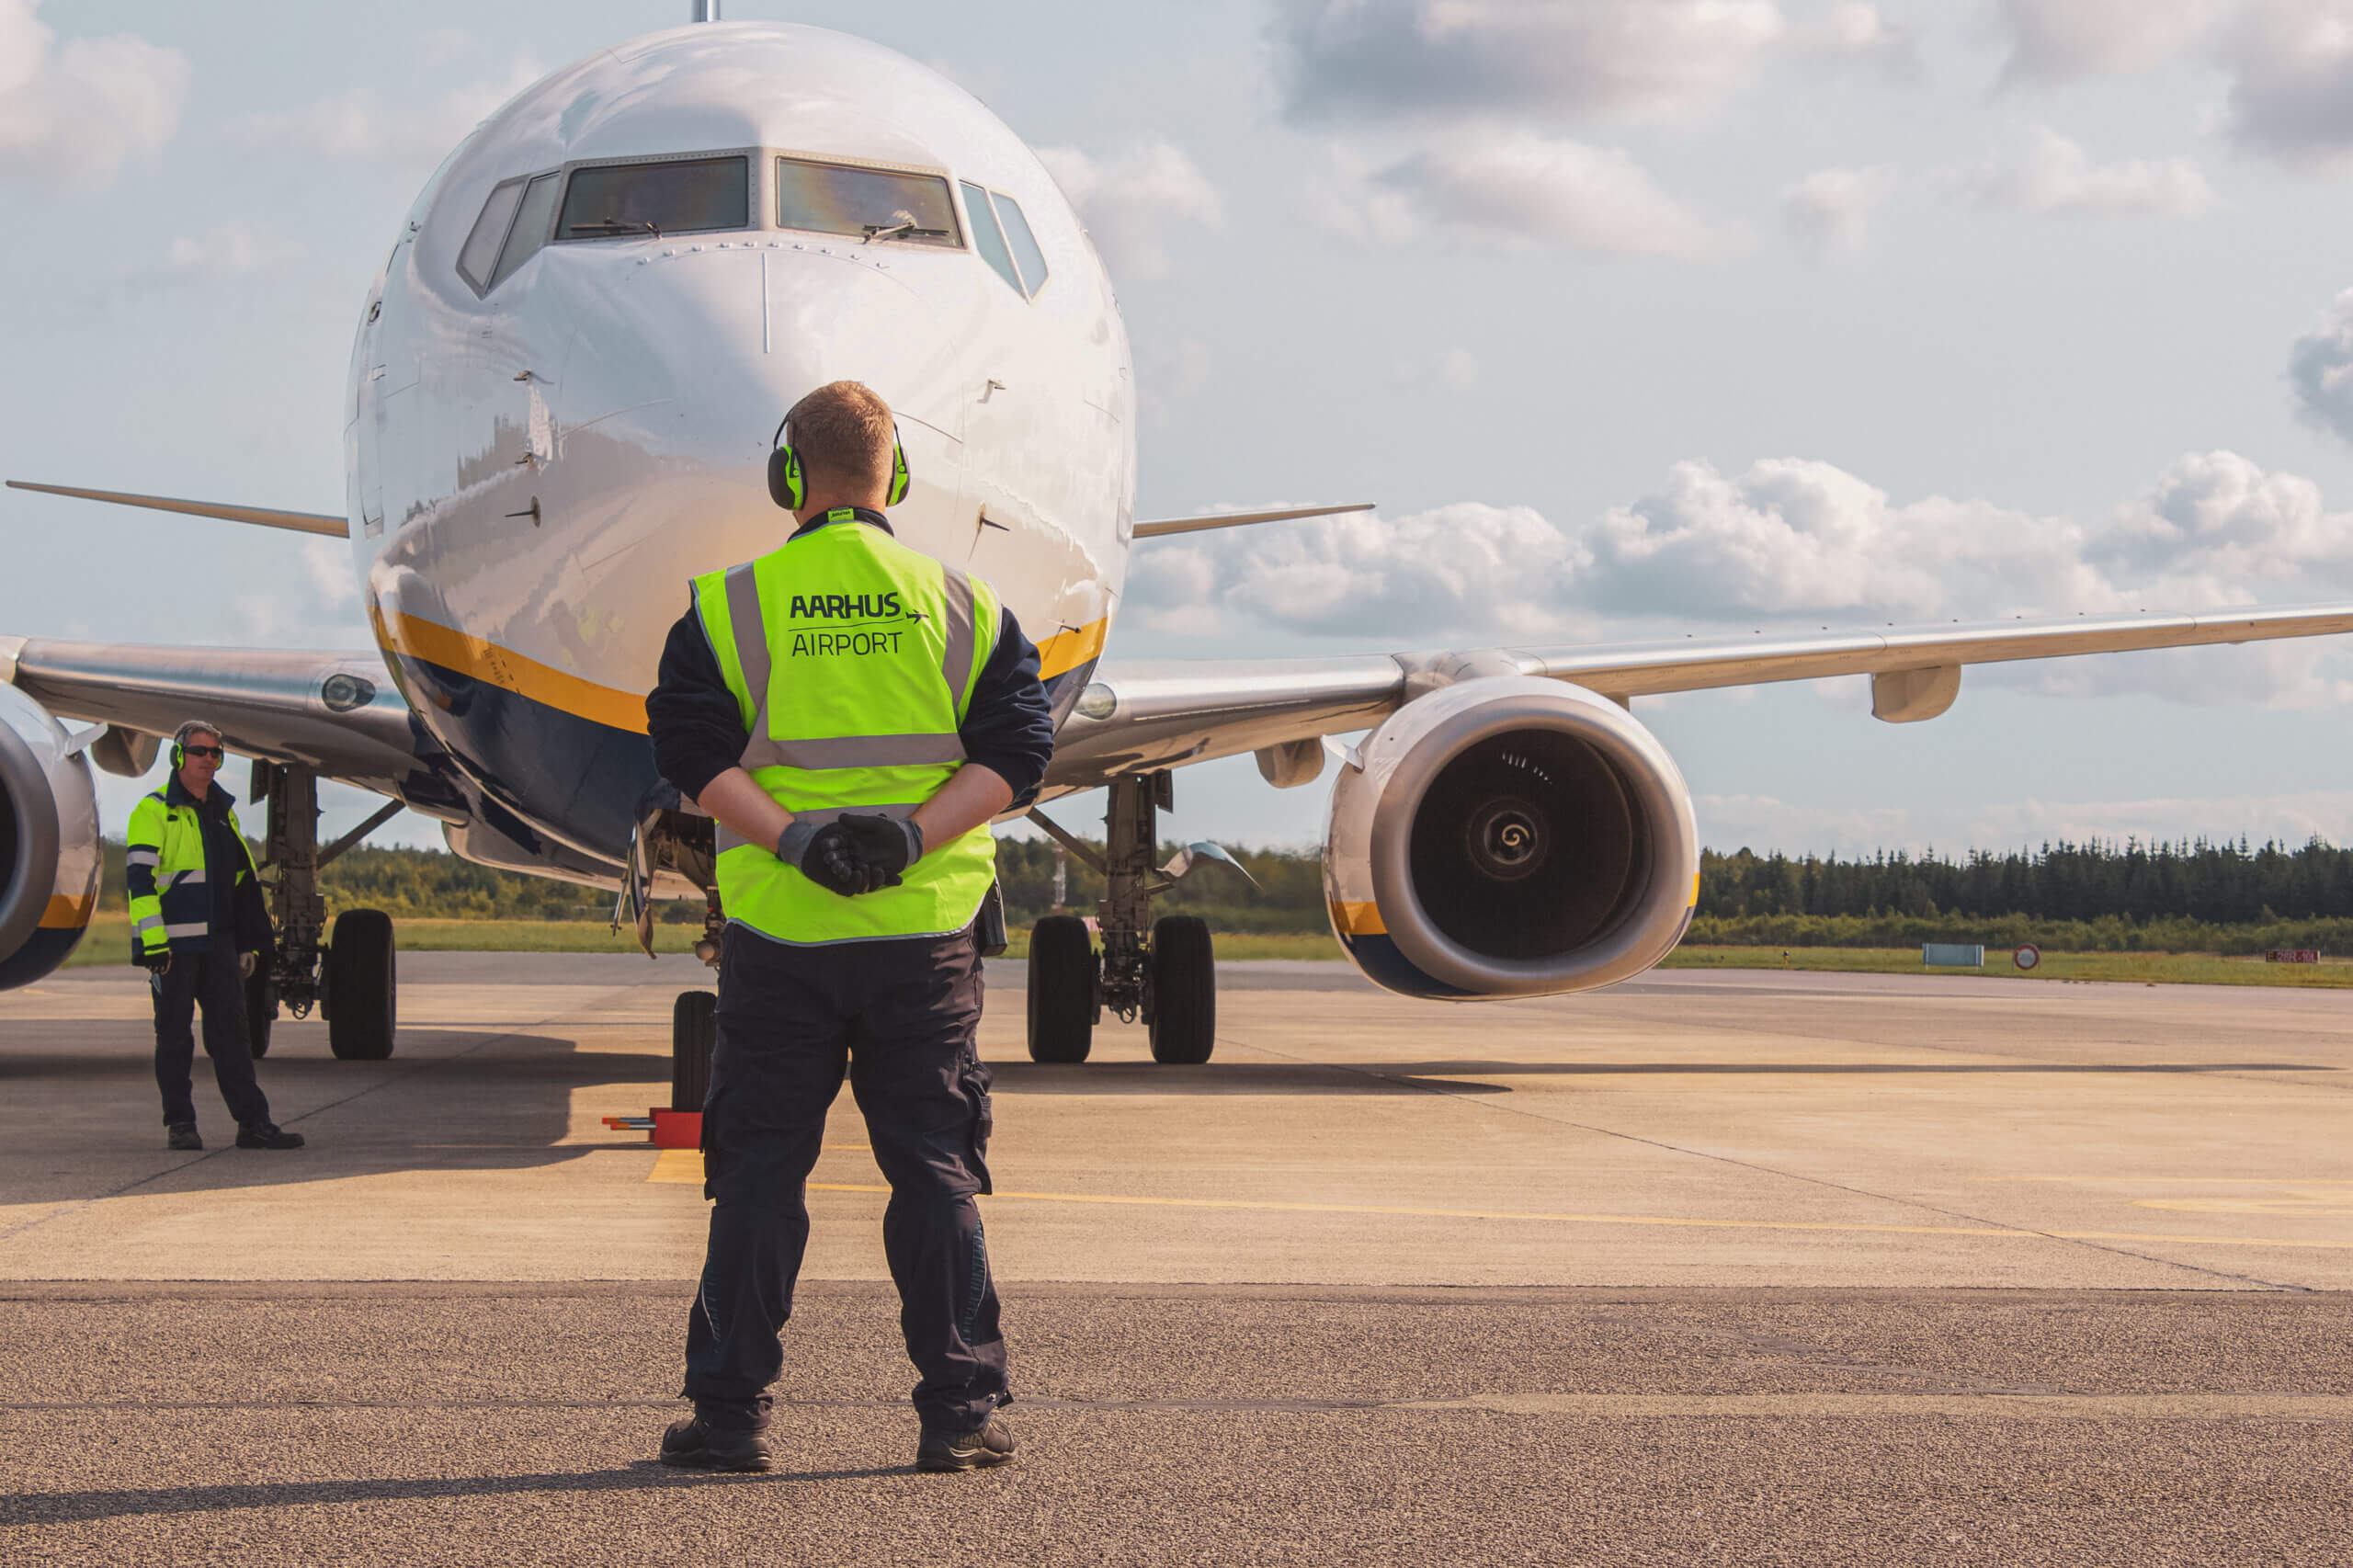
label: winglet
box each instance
[6,482,348,539]
[1132,503,1374,539]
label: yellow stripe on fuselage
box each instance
[370,605,1115,738]
[373,607,651,735]
[1329,900,1386,937]
[1036,617,1108,681]
[39,892,94,930]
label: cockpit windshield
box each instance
[556,155,749,242]
[778,157,961,247]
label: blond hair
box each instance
[787,381,895,497]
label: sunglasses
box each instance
[182,744,224,760]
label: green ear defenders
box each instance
[767,413,912,510]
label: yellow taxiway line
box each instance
[644,1153,2353,1250]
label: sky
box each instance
[6,0,2353,861]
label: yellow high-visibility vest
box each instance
[692,512,1003,944]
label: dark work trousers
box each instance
[153,951,271,1131]
[682,925,1006,1436]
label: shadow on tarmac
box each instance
[0,1462,909,1524]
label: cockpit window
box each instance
[490,172,563,289]
[990,191,1050,297]
[777,157,961,246]
[456,177,526,294]
[962,181,1024,296]
[556,155,749,242]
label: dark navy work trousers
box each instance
[682,925,1006,1435]
[152,950,271,1131]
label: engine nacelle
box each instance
[1324,676,1699,999]
[0,685,102,989]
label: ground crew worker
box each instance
[645,381,1055,1475]
[130,720,303,1153]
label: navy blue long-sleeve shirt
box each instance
[646,515,1057,808]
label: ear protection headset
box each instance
[768,410,912,511]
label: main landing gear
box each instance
[250,762,404,1061]
[1025,770,1220,1066]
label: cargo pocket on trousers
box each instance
[960,1057,995,1196]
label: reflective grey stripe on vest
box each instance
[158,868,207,891]
[164,922,209,938]
[713,801,924,856]
[940,565,976,712]
[739,733,968,771]
[126,849,159,868]
[134,915,164,935]
[726,562,774,769]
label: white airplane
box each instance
[5,14,2350,1091]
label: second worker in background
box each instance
[646,380,1055,1475]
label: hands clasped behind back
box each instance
[776,814,923,897]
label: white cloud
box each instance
[0,0,188,186]
[1124,449,2353,705]
[1991,0,2222,85]
[156,222,308,280]
[1780,165,1897,257]
[1960,129,2215,218]
[1326,128,1739,258]
[2214,0,2353,170]
[232,55,542,181]
[2289,288,2353,444]
[1436,347,1480,389]
[1796,4,1923,78]
[1274,0,1787,127]
[1037,140,1223,282]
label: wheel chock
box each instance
[601,1108,703,1148]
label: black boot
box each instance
[236,1125,305,1150]
[165,1122,202,1152]
[916,1414,1017,1472]
[658,1415,773,1472]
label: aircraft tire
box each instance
[1147,915,1215,1065]
[1027,915,1095,1063]
[673,989,717,1112]
[245,969,277,1061]
[324,909,397,1061]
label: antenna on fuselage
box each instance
[691,0,722,19]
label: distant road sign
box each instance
[2267,949,2320,964]
[2015,944,2040,971]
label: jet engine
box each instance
[0,685,102,989]
[1324,676,1699,999]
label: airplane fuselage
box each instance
[348,22,1133,865]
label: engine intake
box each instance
[1324,676,1699,999]
[0,685,101,989]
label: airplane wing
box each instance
[1042,603,2353,790]
[0,636,454,811]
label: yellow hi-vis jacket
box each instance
[692,511,1003,944]
[126,781,262,957]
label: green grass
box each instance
[62,915,2346,986]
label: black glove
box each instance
[137,949,171,976]
[837,813,924,889]
[777,819,886,897]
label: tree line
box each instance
[93,834,2353,948]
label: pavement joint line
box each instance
[0,984,646,1252]
[6,1392,2351,1421]
[1216,1028,2320,1292]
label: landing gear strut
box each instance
[251,762,402,1061]
[1025,770,1218,1065]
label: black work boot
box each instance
[165,1122,202,1152]
[916,1414,1017,1472]
[235,1125,305,1150]
[659,1415,773,1472]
